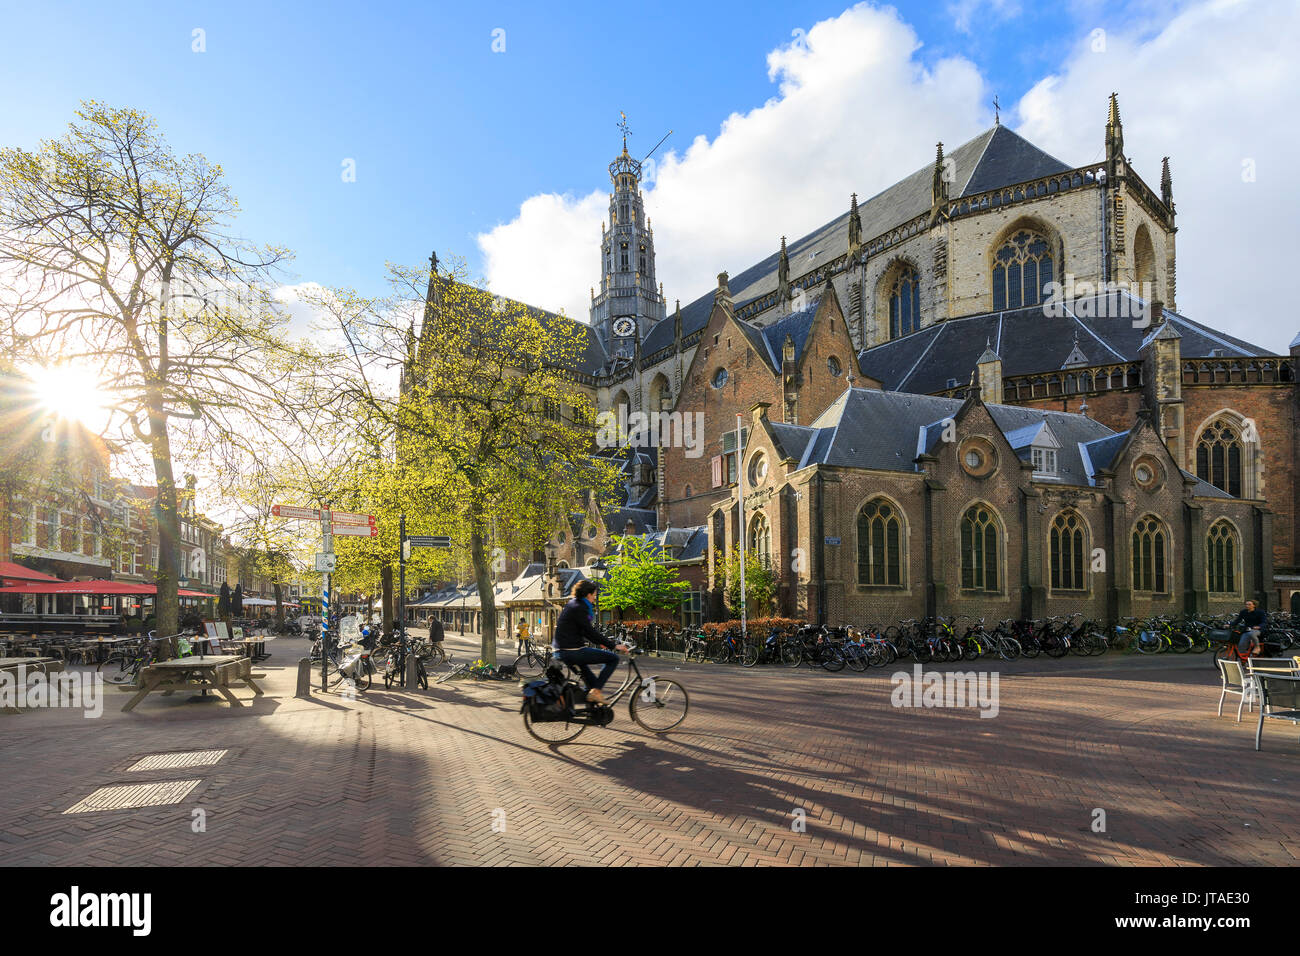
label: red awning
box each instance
[0,580,216,597]
[0,561,63,584]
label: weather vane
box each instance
[993,95,1001,125]
[618,111,632,147]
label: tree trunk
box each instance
[381,564,394,633]
[273,582,283,628]
[148,404,180,641]
[471,524,497,665]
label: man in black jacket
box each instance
[553,580,627,704]
[427,615,445,647]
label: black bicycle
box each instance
[513,638,553,679]
[522,645,689,744]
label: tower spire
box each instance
[777,236,790,302]
[1161,156,1174,210]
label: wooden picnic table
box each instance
[1,657,65,714]
[120,654,264,713]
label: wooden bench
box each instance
[0,657,66,714]
[120,654,265,713]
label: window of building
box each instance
[1049,511,1086,590]
[960,505,1000,592]
[889,266,921,339]
[1196,418,1244,497]
[680,591,703,628]
[992,230,1054,310]
[827,355,842,377]
[1032,447,1057,477]
[683,484,692,499]
[59,513,76,553]
[620,243,628,271]
[639,244,646,274]
[1132,515,1168,593]
[748,513,771,569]
[1207,520,1238,594]
[857,498,903,586]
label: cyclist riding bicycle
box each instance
[553,580,627,705]
[1229,599,1266,657]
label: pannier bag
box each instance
[522,678,570,722]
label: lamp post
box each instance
[736,413,747,644]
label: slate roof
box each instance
[856,294,1274,395]
[791,388,1116,487]
[603,507,657,536]
[641,125,1072,358]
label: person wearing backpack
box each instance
[553,580,627,705]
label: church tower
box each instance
[591,130,666,357]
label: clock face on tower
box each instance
[612,316,636,338]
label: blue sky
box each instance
[0,0,1154,289]
[1,0,1297,349]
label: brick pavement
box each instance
[1,632,1298,866]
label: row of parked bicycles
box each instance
[609,612,1300,672]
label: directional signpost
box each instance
[397,517,452,689]
[273,503,377,690]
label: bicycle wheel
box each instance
[523,708,586,744]
[1168,632,1193,653]
[420,643,447,667]
[98,654,129,679]
[999,637,1022,661]
[514,651,545,679]
[435,663,466,684]
[1019,636,1040,659]
[780,641,802,667]
[1135,632,1162,655]
[843,645,869,672]
[106,661,139,685]
[629,677,689,732]
[740,642,759,668]
[819,646,846,672]
[962,639,980,661]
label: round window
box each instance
[749,453,768,486]
[586,526,597,538]
[959,437,997,478]
[556,531,566,543]
[712,368,729,389]
[827,356,842,377]
[965,450,983,469]
[1135,464,1153,484]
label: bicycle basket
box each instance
[522,678,570,722]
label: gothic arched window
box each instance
[857,498,903,586]
[992,230,1054,310]
[1196,418,1244,497]
[889,266,921,339]
[1132,515,1168,593]
[619,243,629,272]
[639,244,647,275]
[1207,520,1239,594]
[748,513,771,569]
[960,505,1000,592]
[1049,510,1086,590]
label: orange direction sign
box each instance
[272,505,321,521]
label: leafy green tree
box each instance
[600,535,691,619]
[717,546,778,618]
[308,257,621,664]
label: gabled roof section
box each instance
[642,125,1079,358]
[857,294,1273,395]
[792,388,1115,485]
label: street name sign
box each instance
[331,524,379,537]
[408,535,451,548]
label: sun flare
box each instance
[24,362,110,427]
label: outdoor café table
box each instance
[0,657,65,714]
[120,655,264,713]
[85,636,135,664]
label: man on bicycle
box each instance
[553,580,627,705]
[1229,599,1266,657]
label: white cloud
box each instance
[1016,0,1300,350]
[478,0,1300,353]
[478,3,990,323]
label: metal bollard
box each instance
[295,657,313,698]
[404,651,419,690]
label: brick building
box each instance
[412,92,1291,621]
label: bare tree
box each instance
[0,102,334,636]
